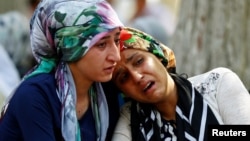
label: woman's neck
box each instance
[68,63,93,119]
[76,93,90,119]
[155,75,178,121]
[75,80,93,119]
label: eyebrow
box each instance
[113,52,138,82]
[125,52,138,64]
[100,31,121,40]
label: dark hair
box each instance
[28,0,40,5]
[28,0,40,8]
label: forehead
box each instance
[120,49,134,59]
[114,49,138,71]
[120,49,145,58]
[119,49,139,63]
[116,49,153,68]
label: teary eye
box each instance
[119,72,129,84]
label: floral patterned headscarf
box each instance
[26,0,122,140]
[28,0,123,78]
[119,27,176,73]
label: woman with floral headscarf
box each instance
[0,0,123,140]
[111,27,250,141]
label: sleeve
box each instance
[14,84,57,141]
[216,68,250,124]
[111,102,132,141]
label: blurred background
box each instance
[0,0,249,107]
[0,0,40,106]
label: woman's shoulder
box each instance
[187,67,241,96]
[17,73,57,93]
[23,73,56,85]
[188,67,235,87]
[121,101,132,110]
[10,73,58,107]
[119,101,132,120]
[188,67,233,82]
[1,73,60,124]
[112,101,133,141]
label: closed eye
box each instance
[96,42,107,48]
[134,57,144,66]
[119,72,129,84]
[114,68,129,84]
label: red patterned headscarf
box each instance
[119,27,176,73]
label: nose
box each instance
[107,43,121,62]
[130,69,143,84]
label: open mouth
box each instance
[143,81,155,92]
[104,65,115,73]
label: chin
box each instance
[98,75,112,82]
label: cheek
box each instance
[80,56,99,69]
[147,58,168,83]
[76,56,102,78]
[144,59,159,74]
[148,58,167,73]
[118,83,136,96]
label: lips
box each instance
[104,65,115,74]
[143,81,155,92]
